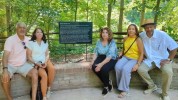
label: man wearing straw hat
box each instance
[137,19,178,100]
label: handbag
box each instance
[30,77,43,100]
[30,65,43,100]
[118,37,138,59]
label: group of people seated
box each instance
[90,19,177,100]
[1,18,177,100]
[1,22,55,100]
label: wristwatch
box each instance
[167,58,173,62]
[33,62,37,66]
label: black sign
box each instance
[59,22,92,44]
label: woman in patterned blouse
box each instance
[89,27,118,96]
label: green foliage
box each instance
[0,0,178,58]
[49,32,98,57]
[158,0,178,34]
[169,34,178,41]
[0,0,6,36]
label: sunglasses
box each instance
[22,41,27,49]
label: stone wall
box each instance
[0,62,178,99]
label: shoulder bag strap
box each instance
[122,37,138,56]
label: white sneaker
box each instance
[47,90,52,98]
[144,85,158,94]
[43,97,47,100]
[162,96,170,100]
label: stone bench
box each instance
[0,62,178,99]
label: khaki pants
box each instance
[137,62,173,96]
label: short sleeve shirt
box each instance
[4,34,29,66]
[94,39,118,60]
[139,29,178,68]
[27,41,48,63]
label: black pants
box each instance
[92,55,117,87]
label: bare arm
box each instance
[160,46,177,66]
[120,36,128,56]
[136,38,144,64]
[27,48,35,64]
[2,50,10,82]
[44,48,49,64]
[168,48,177,60]
[95,57,111,72]
[132,38,144,72]
[2,50,10,71]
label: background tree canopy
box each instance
[0,0,178,61]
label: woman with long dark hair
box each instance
[27,28,55,100]
[115,24,144,98]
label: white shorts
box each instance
[8,62,34,78]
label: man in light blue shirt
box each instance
[137,19,178,100]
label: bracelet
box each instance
[137,62,141,66]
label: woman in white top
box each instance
[27,28,55,100]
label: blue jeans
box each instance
[92,55,117,87]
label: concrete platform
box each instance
[14,87,178,100]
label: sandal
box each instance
[118,92,128,98]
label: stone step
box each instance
[14,87,178,100]
[0,62,178,99]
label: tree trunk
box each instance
[86,0,89,21]
[107,0,112,28]
[139,0,145,32]
[118,0,124,32]
[6,0,12,36]
[74,0,78,21]
[47,18,50,48]
[0,0,6,37]
[154,0,161,24]
[47,1,51,48]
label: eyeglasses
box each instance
[22,41,27,49]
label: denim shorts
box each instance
[8,62,33,78]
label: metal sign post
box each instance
[86,44,87,61]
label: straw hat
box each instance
[141,19,156,27]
